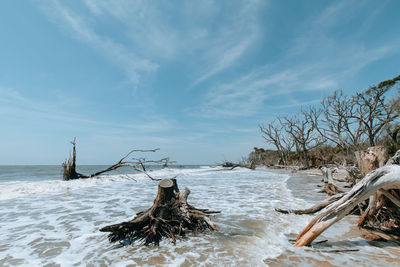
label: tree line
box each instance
[257,74,400,168]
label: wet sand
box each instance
[273,169,400,267]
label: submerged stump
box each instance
[100,179,220,246]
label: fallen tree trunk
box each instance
[62,138,169,181]
[294,165,400,247]
[100,178,220,246]
[221,161,255,170]
[275,193,344,215]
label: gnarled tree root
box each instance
[100,179,220,246]
[294,165,400,247]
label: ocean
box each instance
[0,166,399,266]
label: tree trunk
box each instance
[294,165,400,247]
[62,138,166,181]
[355,146,388,177]
[100,179,220,246]
[275,193,345,215]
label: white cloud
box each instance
[193,1,400,118]
[38,1,264,89]
[38,0,158,89]
[195,42,398,118]
[192,0,262,85]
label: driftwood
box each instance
[100,179,219,246]
[62,138,170,181]
[221,161,255,170]
[294,165,400,247]
[319,167,344,195]
[355,146,388,177]
[275,193,344,215]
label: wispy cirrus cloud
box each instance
[81,0,263,85]
[194,1,400,118]
[38,0,264,90]
[37,0,158,89]
[0,86,174,134]
[192,0,262,86]
[196,43,398,118]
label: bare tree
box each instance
[317,90,364,151]
[260,121,287,165]
[351,75,400,146]
[282,108,325,168]
[260,118,295,165]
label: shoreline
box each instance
[275,168,400,266]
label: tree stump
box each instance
[100,179,220,246]
[355,146,388,177]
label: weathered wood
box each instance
[294,165,400,247]
[100,179,219,246]
[62,138,169,181]
[379,189,400,208]
[275,193,344,214]
[355,146,388,177]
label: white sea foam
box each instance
[0,167,399,266]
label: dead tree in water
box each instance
[100,178,220,246]
[62,138,170,181]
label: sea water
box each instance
[0,166,399,266]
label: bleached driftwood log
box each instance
[275,193,345,215]
[294,165,400,247]
[355,146,388,177]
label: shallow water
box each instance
[0,166,399,266]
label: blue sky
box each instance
[1,0,399,165]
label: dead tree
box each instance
[62,138,169,181]
[100,179,220,246]
[260,120,294,166]
[283,108,325,168]
[316,90,365,162]
[294,164,400,247]
[350,74,400,147]
[354,146,388,177]
[275,193,345,215]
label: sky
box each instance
[0,0,400,165]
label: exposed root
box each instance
[100,179,219,246]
